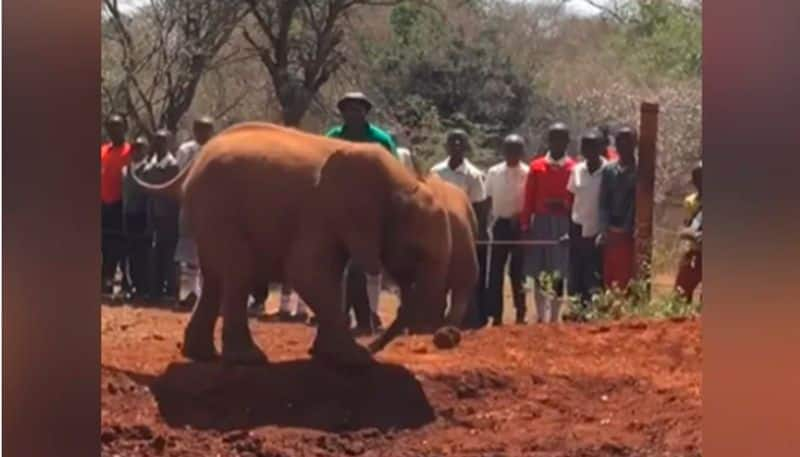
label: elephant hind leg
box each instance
[182,268,221,362]
[219,242,267,365]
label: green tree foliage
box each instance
[362,2,535,168]
[613,0,702,79]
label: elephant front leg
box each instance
[310,312,373,368]
[445,274,476,328]
[289,244,373,368]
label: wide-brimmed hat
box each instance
[337,92,373,113]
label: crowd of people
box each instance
[428,121,702,325]
[100,91,702,330]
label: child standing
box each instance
[674,162,702,302]
[520,123,576,323]
[566,129,607,313]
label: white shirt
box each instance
[567,158,607,237]
[396,147,415,173]
[175,140,202,169]
[485,161,529,219]
[430,158,486,203]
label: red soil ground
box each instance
[101,303,701,457]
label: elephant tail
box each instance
[130,160,191,201]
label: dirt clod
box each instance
[222,430,250,443]
[100,430,116,445]
[151,435,166,452]
[127,424,154,440]
[433,326,461,349]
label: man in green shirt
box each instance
[325,92,397,157]
[325,92,396,334]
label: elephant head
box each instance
[382,181,452,334]
[316,145,452,348]
[370,175,480,352]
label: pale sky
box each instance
[118,0,610,17]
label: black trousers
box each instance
[124,212,151,296]
[101,202,125,292]
[345,264,381,329]
[152,227,178,300]
[462,242,489,328]
[568,222,603,307]
[488,218,526,321]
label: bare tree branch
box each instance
[212,83,267,119]
[101,0,247,134]
[242,0,406,125]
[576,0,627,22]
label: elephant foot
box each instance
[182,328,218,362]
[309,338,374,369]
[222,344,268,366]
[222,337,267,365]
[181,341,219,362]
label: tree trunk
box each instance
[281,105,307,127]
[278,94,315,127]
[274,79,315,127]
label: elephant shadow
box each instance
[143,360,435,432]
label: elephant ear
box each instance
[316,148,394,272]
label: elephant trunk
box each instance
[368,298,410,353]
[443,260,478,327]
[368,261,448,353]
[444,285,471,327]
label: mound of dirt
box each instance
[101,305,701,457]
[149,360,434,432]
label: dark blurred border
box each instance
[3,1,100,456]
[4,0,800,456]
[703,0,800,456]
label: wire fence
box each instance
[103,219,683,245]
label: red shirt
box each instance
[101,142,132,204]
[520,155,576,228]
[604,146,620,162]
